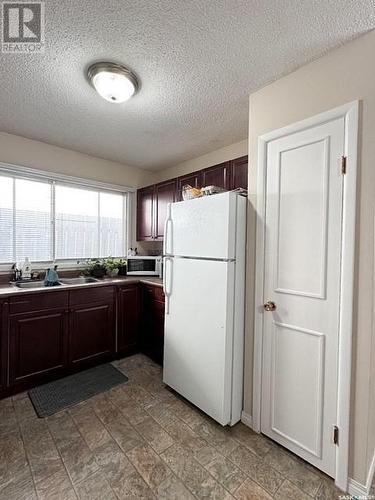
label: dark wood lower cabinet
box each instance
[9,308,68,389]
[0,301,9,395]
[141,284,165,365]
[1,281,164,398]
[117,284,140,356]
[69,287,116,369]
[6,287,116,393]
[69,303,115,367]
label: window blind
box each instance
[0,174,126,264]
[0,176,52,263]
[0,176,14,263]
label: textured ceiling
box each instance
[0,1,374,170]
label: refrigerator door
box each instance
[164,192,238,260]
[163,256,235,425]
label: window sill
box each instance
[0,260,88,274]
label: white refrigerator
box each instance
[163,191,246,426]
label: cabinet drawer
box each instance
[9,291,69,314]
[69,285,115,306]
[143,284,165,302]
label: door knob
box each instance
[263,301,276,312]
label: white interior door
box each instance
[260,116,345,477]
[163,257,235,425]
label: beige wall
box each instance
[154,139,248,184]
[246,30,375,485]
[0,132,155,188]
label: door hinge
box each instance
[333,425,339,445]
[341,156,347,175]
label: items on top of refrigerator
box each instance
[231,187,248,197]
[182,184,202,200]
[182,184,227,200]
[201,185,226,196]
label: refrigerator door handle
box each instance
[164,203,173,255]
[163,256,173,314]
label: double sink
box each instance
[14,277,99,289]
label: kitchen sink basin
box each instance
[13,277,99,289]
[59,277,99,285]
[15,281,63,289]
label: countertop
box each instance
[0,276,163,298]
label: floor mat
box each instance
[28,363,128,417]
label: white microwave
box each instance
[126,255,162,276]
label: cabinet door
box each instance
[141,285,165,365]
[0,301,8,393]
[154,179,177,240]
[202,161,231,190]
[118,284,140,356]
[137,185,155,241]
[152,300,165,365]
[9,309,68,387]
[69,301,115,368]
[230,155,248,190]
[177,172,202,201]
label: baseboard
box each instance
[239,415,375,496]
[366,449,375,492]
[348,478,368,497]
[241,411,253,428]
[347,449,375,496]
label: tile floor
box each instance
[0,354,346,499]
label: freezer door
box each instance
[164,192,238,259]
[163,257,235,425]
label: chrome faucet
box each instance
[12,263,22,282]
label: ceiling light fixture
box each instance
[87,62,139,103]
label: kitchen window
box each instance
[0,169,130,266]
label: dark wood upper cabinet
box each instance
[117,284,140,356]
[68,287,116,369]
[202,161,231,190]
[137,185,154,241]
[154,179,177,240]
[137,179,177,241]
[176,171,203,201]
[230,155,248,190]
[136,155,248,240]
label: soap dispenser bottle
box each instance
[21,258,32,280]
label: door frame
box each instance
[252,101,359,491]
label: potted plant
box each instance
[83,258,107,279]
[104,257,121,278]
[117,258,127,276]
